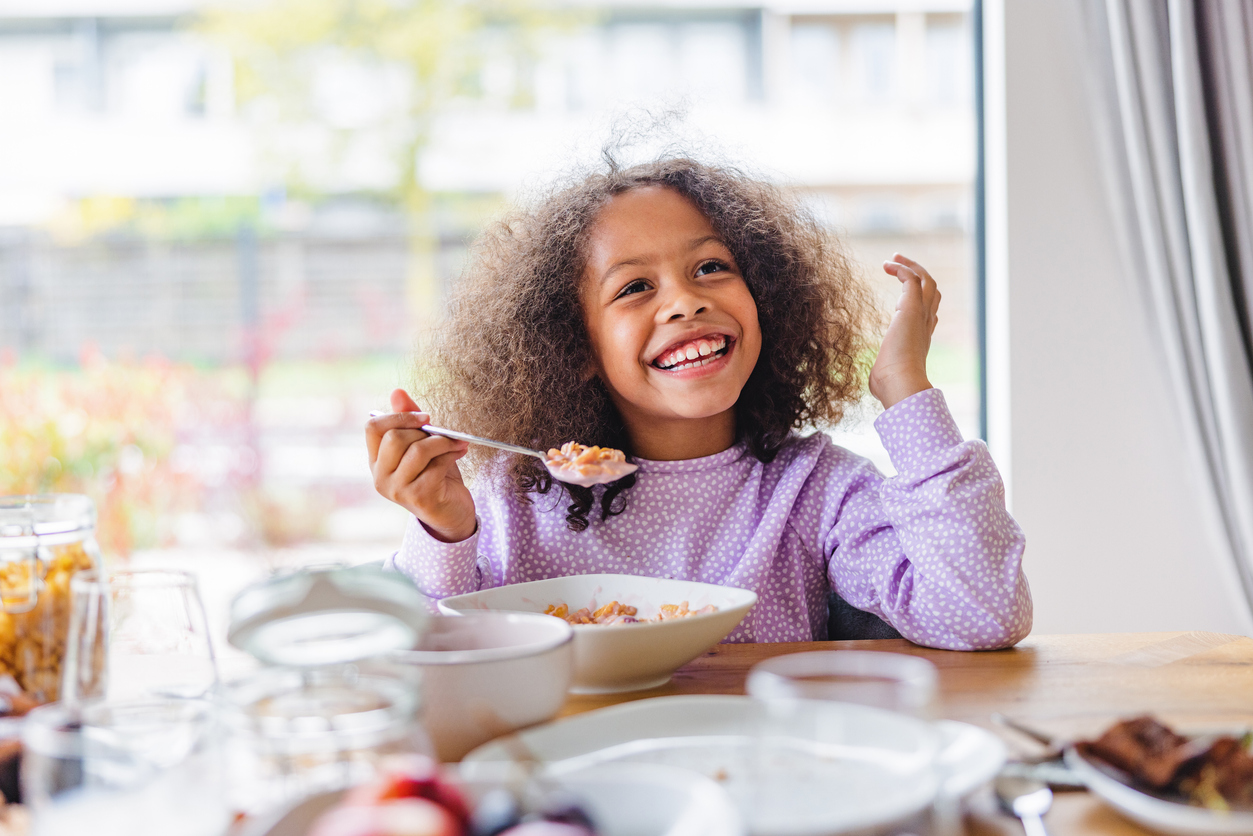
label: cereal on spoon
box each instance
[543,443,636,487]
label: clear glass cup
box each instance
[746,651,946,834]
[25,698,229,836]
[21,702,86,812]
[62,570,108,703]
[220,663,428,815]
[83,570,219,701]
[746,650,939,718]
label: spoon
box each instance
[995,773,1053,836]
[990,714,1088,790]
[369,412,638,487]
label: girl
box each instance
[365,158,1030,650]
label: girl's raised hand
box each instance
[869,254,939,410]
[366,389,476,543]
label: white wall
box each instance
[988,0,1253,636]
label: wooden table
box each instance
[562,632,1253,835]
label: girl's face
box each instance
[581,186,762,458]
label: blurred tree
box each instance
[198,0,562,210]
[0,351,237,557]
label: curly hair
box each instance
[416,157,880,531]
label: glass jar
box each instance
[221,663,429,815]
[0,495,101,703]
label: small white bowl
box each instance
[439,574,757,694]
[388,612,573,761]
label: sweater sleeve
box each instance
[823,388,1032,650]
[386,515,486,598]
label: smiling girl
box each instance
[365,158,1031,649]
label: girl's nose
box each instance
[658,280,709,322]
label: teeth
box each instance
[656,336,728,370]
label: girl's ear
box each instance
[580,358,599,383]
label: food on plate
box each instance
[544,599,717,626]
[544,443,633,483]
[311,756,469,836]
[310,755,599,836]
[343,756,472,819]
[0,541,97,701]
[1078,715,1253,810]
[470,789,596,836]
[486,825,592,836]
[311,798,463,836]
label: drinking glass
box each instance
[25,698,230,836]
[64,570,218,702]
[746,650,939,718]
[62,570,108,703]
[21,703,85,813]
[746,651,946,835]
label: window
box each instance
[1,1,981,596]
[790,22,840,103]
[850,19,896,102]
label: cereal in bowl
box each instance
[544,600,716,626]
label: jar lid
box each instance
[227,567,429,667]
[0,494,95,546]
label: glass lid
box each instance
[227,566,429,666]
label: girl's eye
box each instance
[615,279,649,299]
[696,259,729,277]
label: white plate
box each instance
[244,764,744,836]
[1065,746,1253,836]
[439,574,757,693]
[936,719,1008,798]
[462,695,1006,836]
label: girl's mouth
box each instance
[651,335,732,371]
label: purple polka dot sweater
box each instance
[386,388,1031,650]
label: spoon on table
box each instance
[368,412,638,487]
[991,714,1088,790]
[995,773,1053,836]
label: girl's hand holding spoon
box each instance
[367,390,639,543]
[367,389,477,544]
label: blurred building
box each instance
[0,0,977,549]
[0,0,975,378]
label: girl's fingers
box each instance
[401,435,468,480]
[882,260,914,281]
[390,388,422,413]
[373,428,457,484]
[366,411,431,462]
[884,259,939,317]
[883,260,929,293]
[372,428,428,480]
[387,438,468,504]
[889,265,925,311]
[884,256,937,293]
[888,253,934,284]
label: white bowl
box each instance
[438,574,757,694]
[387,612,573,761]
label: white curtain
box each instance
[1089,0,1253,611]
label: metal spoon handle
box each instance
[421,424,547,460]
[991,713,1058,747]
[369,411,547,460]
